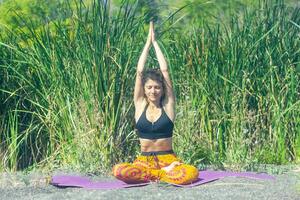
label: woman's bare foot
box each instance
[162,161,182,172]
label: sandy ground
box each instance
[0,166,299,200]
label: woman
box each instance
[112,22,199,185]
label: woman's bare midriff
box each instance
[139,137,173,152]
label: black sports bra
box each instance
[135,104,174,139]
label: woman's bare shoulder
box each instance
[162,100,175,122]
[135,99,147,121]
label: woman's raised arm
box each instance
[151,23,175,109]
[134,22,153,105]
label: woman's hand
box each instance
[162,161,182,173]
[150,21,156,43]
[146,21,153,45]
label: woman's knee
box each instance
[112,163,145,178]
[180,164,199,184]
[164,164,199,185]
[112,163,131,177]
[112,163,149,183]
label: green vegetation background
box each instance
[0,0,299,173]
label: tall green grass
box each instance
[0,0,299,172]
[169,0,300,167]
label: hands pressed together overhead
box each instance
[147,21,157,45]
[136,21,169,73]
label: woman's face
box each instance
[144,79,163,103]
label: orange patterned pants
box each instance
[112,151,199,185]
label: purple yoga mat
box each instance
[50,170,275,190]
[173,170,275,188]
[51,175,149,189]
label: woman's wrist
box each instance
[146,33,152,45]
[145,40,151,49]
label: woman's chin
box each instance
[148,97,160,103]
